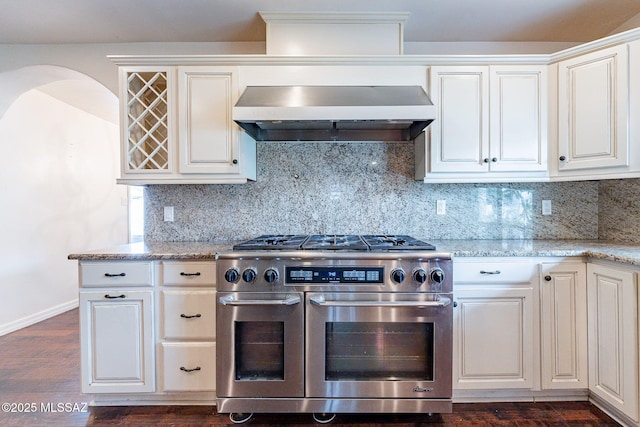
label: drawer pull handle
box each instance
[104,272,126,277]
[480,270,501,275]
[180,313,202,319]
[104,294,126,299]
[180,366,201,373]
[180,272,201,277]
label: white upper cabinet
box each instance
[117,66,255,185]
[119,67,175,179]
[428,66,489,174]
[422,65,548,182]
[556,44,629,173]
[489,66,548,172]
[178,67,249,176]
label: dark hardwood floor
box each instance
[0,309,620,426]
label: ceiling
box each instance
[1,0,640,45]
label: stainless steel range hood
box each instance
[233,86,435,142]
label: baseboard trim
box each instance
[0,299,78,336]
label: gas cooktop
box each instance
[232,234,436,252]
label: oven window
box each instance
[235,321,285,380]
[325,322,434,381]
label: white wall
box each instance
[0,66,127,335]
[0,42,265,93]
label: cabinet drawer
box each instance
[80,261,153,287]
[160,261,216,286]
[161,342,216,392]
[162,290,216,340]
[454,259,537,284]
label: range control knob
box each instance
[224,268,240,283]
[430,268,445,284]
[413,268,428,284]
[242,268,257,283]
[391,268,406,284]
[264,268,279,284]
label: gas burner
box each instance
[362,235,436,251]
[232,235,308,251]
[302,235,369,251]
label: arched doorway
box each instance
[0,65,128,334]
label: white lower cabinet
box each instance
[540,262,588,390]
[79,290,155,393]
[158,261,217,396]
[161,342,216,391]
[587,262,638,422]
[77,259,217,403]
[453,259,536,390]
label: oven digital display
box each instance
[285,267,384,284]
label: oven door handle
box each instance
[219,294,301,306]
[309,295,452,308]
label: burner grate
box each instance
[233,234,436,251]
[302,235,369,251]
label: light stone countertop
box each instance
[68,240,640,267]
[67,241,233,261]
[430,239,640,267]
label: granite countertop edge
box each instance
[68,239,640,267]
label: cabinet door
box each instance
[453,285,534,389]
[120,66,175,176]
[178,66,240,174]
[429,66,489,173]
[558,45,629,171]
[80,290,155,393]
[489,66,548,172]
[587,263,638,421]
[540,262,587,390]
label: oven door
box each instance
[306,292,452,399]
[216,292,304,398]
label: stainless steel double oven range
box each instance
[216,235,453,423]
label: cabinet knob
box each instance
[483,158,489,163]
[232,159,238,165]
[559,156,566,161]
[491,157,498,163]
[544,275,552,281]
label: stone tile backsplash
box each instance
[144,142,600,242]
[598,178,640,243]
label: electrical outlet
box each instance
[542,200,552,216]
[164,206,175,222]
[436,200,446,215]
